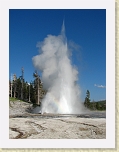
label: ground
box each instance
[9,100,106,139]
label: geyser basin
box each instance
[32,21,85,114]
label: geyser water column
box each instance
[32,21,84,114]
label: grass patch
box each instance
[9,97,18,101]
[9,97,23,102]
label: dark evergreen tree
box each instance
[15,78,22,99]
[84,90,90,108]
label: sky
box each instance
[9,9,106,101]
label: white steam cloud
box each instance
[32,22,85,114]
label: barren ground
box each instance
[9,101,106,139]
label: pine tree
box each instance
[84,90,91,108]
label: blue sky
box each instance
[9,9,106,101]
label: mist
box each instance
[32,22,85,114]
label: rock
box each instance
[9,101,33,116]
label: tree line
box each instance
[84,90,106,111]
[9,71,47,106]
[9,69,106,111]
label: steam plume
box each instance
[32,22,85,114]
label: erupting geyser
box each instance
[32,21,85,114]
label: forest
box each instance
[9,71,106,111]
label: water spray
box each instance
[32,21,85,114]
